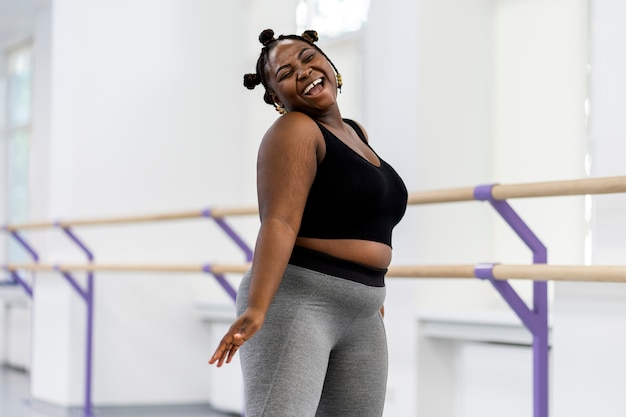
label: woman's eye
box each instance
[279,71,293,81]
[304,54,314,62]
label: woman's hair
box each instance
[243,29,342,106]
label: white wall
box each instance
[552,1,626,416]
[365,0,588,415]
[29,4,52,225]
[0,291,31,368]
[0,49,6,260]
[21,0,316,410]
[364,1,497,415]
[27,0,260,407]
[492,5,589,417]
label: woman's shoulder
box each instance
[259,111,326,164]
[271,111,320,131]
[263,111,322,145]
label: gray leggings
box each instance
[236,264,388,417]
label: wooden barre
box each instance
[57,210,206,228]
[407,187,476,205]
[5,263,626,283]
[387,264,626,283]
[492,264,626,283]
[408,175,626,204]
[3,206,259,231]
[3,176,626,231]
[5,263,251,274]
[387,264,476,277]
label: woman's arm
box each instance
[209,112,321,366]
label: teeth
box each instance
[303,78,323,94]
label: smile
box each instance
[303,78,323,95]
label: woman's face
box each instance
[264,39,338,115]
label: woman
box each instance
[209,29,408,417]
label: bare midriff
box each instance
[295,237,392,270]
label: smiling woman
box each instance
[242,29,343,114]
[209,29,408,417]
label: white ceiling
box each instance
[0,0,50,47]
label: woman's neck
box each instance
[312,107,343,129]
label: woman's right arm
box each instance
[209,112,321,367]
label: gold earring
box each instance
[336,73,343,93]
[274,103,287,115]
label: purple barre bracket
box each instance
[474,262,496,280]
[203,264,237,302]
[3,229,40,297]
[58,269,89,302]
[9,270,33,297]
[8,230,40,262]
[202,208,254,262]
[473,183,495,201]
[57,223,94,261]
[473,183,549,417]
[55,225,95,417]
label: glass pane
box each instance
[8,48,33,126]
[5,44,33,263]
[7,129,30,222]
[297,0,370,38]
[6,129,30,262]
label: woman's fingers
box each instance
[220,333,245,366]
[209,331,246,367]
[209,334,232,366]
[208,309,265,367]
[225,339,242,363]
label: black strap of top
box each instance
[343,119,367,144]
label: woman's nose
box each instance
[297,67,313,80]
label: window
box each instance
[296,0,370,38]
[4,43,33,261]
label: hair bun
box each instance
[259,29,276,46]
[301,30,319,43]
[243,73,261,90]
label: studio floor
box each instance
[0,364,237,417]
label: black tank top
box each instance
[297,119,408,247]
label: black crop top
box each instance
[297,119,408,246]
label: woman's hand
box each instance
[208,307,266,367]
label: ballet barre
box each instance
[3,206,259,231]
[4,262,252,274]
[3,174,626,417]
[1,206,255,417]
[5,262,626,283]
[4,176,625,233]
[408,174,626,204]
